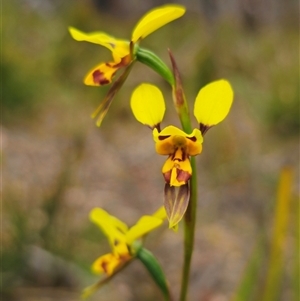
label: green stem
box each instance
[179,157,197,301]
[177,100,197,301]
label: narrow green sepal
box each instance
[136,47,174,86]
[136,247,171,301]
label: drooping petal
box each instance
[84,62,119,86]
[194,79,234,127]
[131,83,165,128]
[164,183,175,221]
[126,216,164,245]
[164,183,190,228]
[89,208,128,253]
[91,253,123,275]
[131,5,186,43]
[68,27,130,58]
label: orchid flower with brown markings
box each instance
[130,80,233,227]
[69,5,185,126]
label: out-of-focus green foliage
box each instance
[231,167,297,301]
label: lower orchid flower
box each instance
[89,206,166,276]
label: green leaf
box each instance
[136,247,171,301]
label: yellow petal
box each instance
[91,253,122,275]
[84,62,119,86]
[90,208,128,233]
[89,208,128,253]
[132,5,186,42]
[162,157,176,174]
[154,125,186,142]
[68,27,130,58]
[131,83,165,128]
[126,215,163,245]
[194,79,234,126]
[113,241,131,258]
[152,206,167,220]
[170,166,186,187]
[162,157,192,187]
[186,129,203,155]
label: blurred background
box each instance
[2,0,299,300]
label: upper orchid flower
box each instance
[131,83,204,188]
[130,81,233,227]
[69,5,185,126]
[69,5,184,86]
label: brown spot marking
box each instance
[158,135,171,141]
[163,170,171,183]
[176,169,191,183]
[101,260,109,274]
[200,123,212,136]
[187,136,197,142]
[92,70,110,85]
[114,55,131,68]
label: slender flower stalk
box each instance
[180,156,198,301]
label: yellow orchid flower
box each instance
[130,81,233,226]
[131,83,203,187]
[89,206,166,276]
[69,5,185,87]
